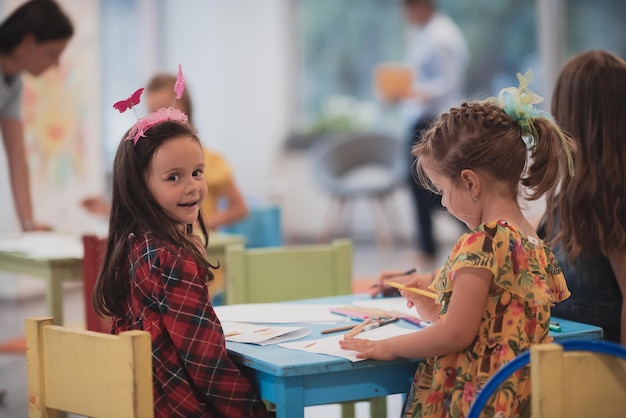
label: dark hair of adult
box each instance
[0,0,74,54]
[547,49,626,260]
[413,101,575,203]
[92,121,214,318]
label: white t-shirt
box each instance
[403,13,469,124]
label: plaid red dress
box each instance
[112,232,268,417]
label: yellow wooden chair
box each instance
[225,238,386,418]
[531,341,626,417]
[25,317,153,418]
[467,340,626,418]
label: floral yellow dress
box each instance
[403,220,570,418]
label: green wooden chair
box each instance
[225,239,387,418]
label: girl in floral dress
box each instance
[340,71,574,417]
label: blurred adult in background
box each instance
[0,0,73,232]
[82,73,249,231]
[0,0,73,403]
[400,0,469,265]
[542,50,626,344]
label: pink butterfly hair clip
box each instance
[113,88,144,114]
[114,65,191,146]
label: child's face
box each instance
[422,161,479,229]
[146,135,206,228]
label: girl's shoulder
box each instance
[129,232,205,280]
[129,232,182,261]
[476,220,541,245]
[450,220,541,255]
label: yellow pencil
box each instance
[384,280,437,300]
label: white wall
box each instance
[158,0,293,202]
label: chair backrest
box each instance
[467,340,626,418]
[82,235,111,332]
[309,132,405,197]
[221,204,283,248]
[26,316,153,418]
[225,239,352,304]
[531,341,626,418]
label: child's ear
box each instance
[460,169,480,194]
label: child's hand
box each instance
[369,269,415,297]
[401,273,439,321]
[339,337,397,361]
[401,275,433,305]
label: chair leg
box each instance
[383,193,412,246]
[340,402,356,418]
[369,397,387,417]
[371,196,394,250]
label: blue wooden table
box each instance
[225,294,604,418]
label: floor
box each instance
[0,213,461,418]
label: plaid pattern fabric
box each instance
[112,232,267,417]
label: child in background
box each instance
[92,79,268,417]
[341,71,573,417]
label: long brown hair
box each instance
[546,50,626,259]
[413,101,575,203]
[92,121,213,318]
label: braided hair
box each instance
[413,102,574,202]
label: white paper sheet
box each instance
[0,232,83,259]
[221,322,311,345]
[214,303,347,324]
[279,323,418,362]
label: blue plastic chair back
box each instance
[222,204,282,248]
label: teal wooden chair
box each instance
[225,239,387,418]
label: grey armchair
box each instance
[309,132,407,248]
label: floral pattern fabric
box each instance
[403,220,570,418]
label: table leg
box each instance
[46,271,66,325]
[274,377,305,418]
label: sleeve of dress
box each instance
[0,77,23,119]
[156,248,267,417]
[430,229,499,295]
[542,245,571,303]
